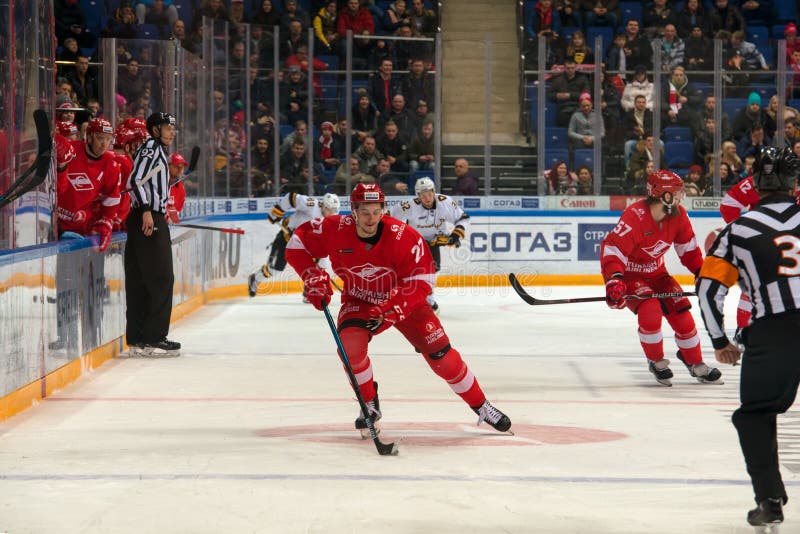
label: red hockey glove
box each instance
[55,134,76,170]
[605,277,627,309]
[302,269,332,311]
[90,218,113,252]
[366,300,407,332]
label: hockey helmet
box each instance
[113,127,134,149]
[170,152,189,167]
[753,146,799,192]
[86,117,114,136]
[647,169,684,212]
[146,112,176,135]
[414,176,435,195]
[320,193,341,214]
[350,183,385,206]
[122,117,147,132]
[56,121,79,138]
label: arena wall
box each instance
[0,196,726,420]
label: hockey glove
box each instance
[605,277,627,309]
[90,217,113,252]
[429,235,449,247]
[446,233,461,247]
[302,269,332,311]
[366,301,407,332]
[268,205,286,224]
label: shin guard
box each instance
[637,299,665,361]
[666,309,703,365]
[424,345,485,407]
[338,327,377,402]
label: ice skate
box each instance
[748,498,783,533]
[472,400,512,433]
[247,273,259,297]
[431,301,439,315]
[648,358,674,386]
[676,350,723,384]
[138,339,181,358]
[354,382,382,439]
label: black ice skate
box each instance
[355,382,382,439]
[473,400,512,433]
[431,301,439,315]
[676,350,723,384]
[138,339,181,358]
[247,273,259,297]
[748,498,783,533]
[648,358,674,386]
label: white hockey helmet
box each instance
[414,176,435,195]
[320,193,341,214]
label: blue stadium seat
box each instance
[543,127,569,148]
[772,24,787,39]
[279,124,294,140]
[586,26,614,49]
[530,100,558,127]
[663,126,692,142]
[693,82,712,99]
[544,148,569,170]
[790,99,800,110]
[80,0,105,34]
[318,55,338,70]
[664,141,695,168]
[759,45,775,66]
[175,1,193,26]
[722,98,748,120]
[560,26,580,44]
[774,0,796,22]
[572,148,594,170]
[136,23,161,39]
[746,26,770,49]
[619,2,643,24]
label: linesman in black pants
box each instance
[697,146,800,532]
[125,112,181,357]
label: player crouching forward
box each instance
[600,170,722,386]
[248,192,341,297]
[286,183,511,437]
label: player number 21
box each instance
[774,235,800,276]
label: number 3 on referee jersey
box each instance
[774,235,800,276]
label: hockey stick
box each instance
[171,223,244,234]
[508,273,696,306]
[322,304,398,456]
[0,109,52,209]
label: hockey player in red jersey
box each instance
[111,126,147,231]
[166,152,187,223]
[285,183,512,436]
[55,117,121,252]
[601,170,723,386]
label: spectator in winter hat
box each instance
[785,23,799,60]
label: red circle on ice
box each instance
[256,422,628,447]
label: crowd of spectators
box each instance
[53,0,446,197]
[526,0,800,195]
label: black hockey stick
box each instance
[508,273,696,306]
[0,109,52,209]
[322,304,398,456]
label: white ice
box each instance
[0,284,792,534]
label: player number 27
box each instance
[411,237,426,263]
[774,235,800,276]
[613,220,633,237]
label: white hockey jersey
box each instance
[272,192,322,231]
[389,194,470,242]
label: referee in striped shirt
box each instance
[697,146,800,530]
[124,112,181,357]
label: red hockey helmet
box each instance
[122,117,147,132]
[113,127,134,148]
[350,183,385,206]
[647,169,684,213]
[56,121,79,138]
[86,117,114,136]
[170,152,188,167]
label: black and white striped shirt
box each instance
[697,194,800,348]
[128,138,170,213]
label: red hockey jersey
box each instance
[719,176,759,223]
[166,181,186,223]
[286,214,436,310]
[57,141,121,234]
[112,152,133,230]
[601,199,703,280]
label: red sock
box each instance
[637,299,664,361]
[666,310,703,365]
[424,346,486,408]
[339,327,376,402]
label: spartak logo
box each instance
[641,240,671,258]
[425,321,435,333]
[67,173,95,191]
[350,263,393,282]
